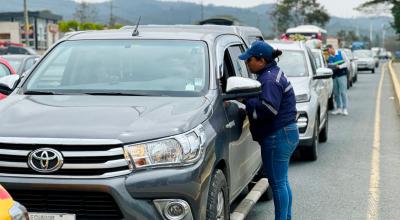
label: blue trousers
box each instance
[333,75,348,109]
[259,123,299,220]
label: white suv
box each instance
[269,41,333,161]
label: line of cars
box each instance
[0,24,338,220]
[0,24,384,219]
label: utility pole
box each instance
[200,0,204,20]
[109,0,114,27]
[23,0,29,46]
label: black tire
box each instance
[206,169,229,220]
[302,117,319,161]
[372,68,375,74]
[328,96,334,110]
[350,78,353,87]
[319,110,328,143]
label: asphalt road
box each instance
[246,62,400,220]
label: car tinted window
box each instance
[312,51,323,68]
[0,63,11,77]
[23,58,36,72]
[278,50,309,77]
[25,40,209,96]
[228,46,249,78]
[307,49,317,75]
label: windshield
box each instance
[278,50,308,77]
[353,50,372,58]
[24,40,209,96]
[7,59,22,72]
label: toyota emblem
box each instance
[28,148,64,173]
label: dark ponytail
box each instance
[272,49,283,59]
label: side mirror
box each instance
[224,76,261,100]
[0,74,20,95]
[314,68,333,80]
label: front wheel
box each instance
[206,169,229,220]
[302,117,319,161]
[319,110,328,143]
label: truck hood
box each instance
[0,95,211,143]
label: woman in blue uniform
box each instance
[239,41,299,220]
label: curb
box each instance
[388,60,400,114]
[230,178,269,220]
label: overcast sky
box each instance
[76,0,381,18]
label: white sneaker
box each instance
[342,109,348,116]
[331,108,342,115]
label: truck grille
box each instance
[8,189,124,220]
[0,140,131,178]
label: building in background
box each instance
[0,11,62,50]
[0,22,21,44]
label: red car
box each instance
[0,57,16,100]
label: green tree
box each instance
[360,0,400,37]
[271,0,330,33]
[58,20,79,32]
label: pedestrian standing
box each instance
[327,45,349,115]
[239,41,299,220]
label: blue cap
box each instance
[239,41,274,61]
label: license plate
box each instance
[29,213,76,220]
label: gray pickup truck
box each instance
[0,25,269,220]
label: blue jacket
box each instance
[246,62,297,141]
[327,51,348,78]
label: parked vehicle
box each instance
[4,46,37,55]
[2,55,40,75]
[0,185,28,220]
[354,49,376,73]
[270,41,332,161]
[378,48,389,59]
[0,57,16,100]
[285,25,327,43]
[340,48,357,88]
[312,48,334,110]
[0,25,272,220]
[371,47,380,67]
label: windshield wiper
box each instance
[83,92,154,96]
[24,90,61,95]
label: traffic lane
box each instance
[377,63,400,219]
[246,65,385,219]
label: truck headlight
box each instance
[295,93,311,103]
[124,125,206,169]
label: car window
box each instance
[0,63,11,77]
[312,51,323,68]
[228,46,250,78]
[278,50,309,77]
[23,58,36,72]
[25,40,209,96]
[354,50,372,58]
[307,49,317,75]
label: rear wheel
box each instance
[206,169,229,220]
[372,68,375,74]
